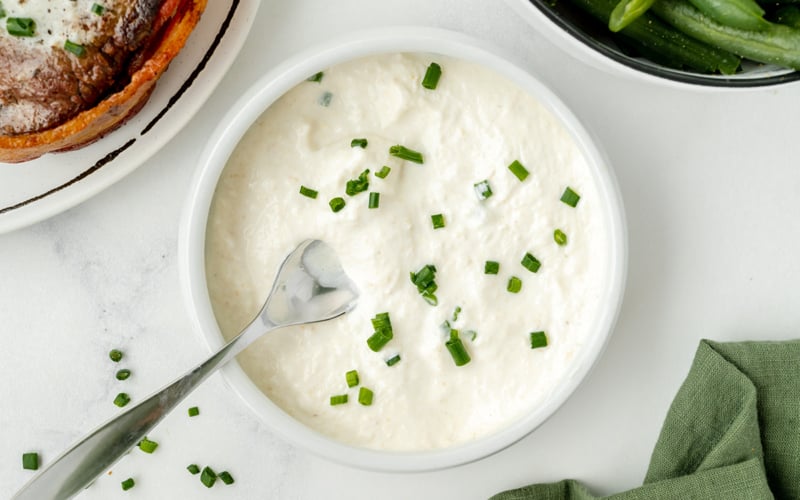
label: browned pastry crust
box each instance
[0,0,208,163]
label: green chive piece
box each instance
[299,185,318,199]
[368,192,380,209]
[445,331,471,366]
[431,213,445,229]
[508,160,529,181]
[507,276,522,293]
[410,264,438,306]
[345,370,359,388]
[0,3,6,18]
[474,180,493,200]
[121,478,135,491]
[330,394,348,406]
[351,138,368,148]
[307,71,324,83]
[484,261,500,275]
[329,197,346,213]
[367,312,393,352]
[7,17,36,37]
[345,169,370,196]
[91,3,105,15]
[554,229,568,246]
[188,406,200,417]
[22,452,39,471]
[561,186,581,207]
[115,369,131,381]
[318,91,333,107]
[464,330,478,342]
[452,306,462,322]
[531,331,549,349]
[113,392,131,407]
[386,354,401,366]
[358,387,374,406]
[375,166,391,179]
[187,464,200,475]
[138,437,158,454]
[64,40,86,57]
[421,62,442,90]
[109,349,123,362]
[218,471,235,485]
[389,145,424,164]
[521,252,541,273]
[200,466,217,488]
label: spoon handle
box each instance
[12,317,274,500]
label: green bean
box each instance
[686,0,770,30]
[609,0,657,31]
[565,0,741,73]
[652,0,800,69]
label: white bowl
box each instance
[179,26,627,472]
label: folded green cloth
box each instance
[492,339,800,500]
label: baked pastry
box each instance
[0,0,207,163]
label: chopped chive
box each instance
[410,264,438,306]
[330,394,348,406]
[345,169,370,196]
[358,387,374,406]
[299,185,318,199]
[113,392,131,407]
[421,62,442,89]
[115,369,131,381]
[431,213,445,229]
[22,452,38,471]
[351,138,368,148]
[561,186,581,207]
[508,160,529,181]
[554,229,568,246]
[507,276,522,293]
[200,466,217,488]
[187,464,200,475]
[452,306,462,322]
[445,332,471,366]
[368,192,380,209]
[521,252,541,273]
[121,478,135,491]
[474,180,493,200]
[386,354,401,366]
[484,261,500,275]
[345,370,359,388]
[218,471,235,485]
[530,331,549,349]
[188,406,200,417]
[375,166,391,179]
[307,71,324,83]
[318,91,333,107]
[64,40,86,57]
[464,330,478,342]
[389,145,424,164]
[109,349,123,362]
[0,4,6,18]
[138,437,158,454]
[367,312,393,352]
[329,197,346,212]
[91,3,105,15]
[7,17,35,37]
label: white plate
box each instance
[0,0,261,234]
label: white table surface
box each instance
[3,0,800,498]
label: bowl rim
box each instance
[504,0,800,88]
[179,25,628,472]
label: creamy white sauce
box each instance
[206,53,609,451]
[1,0,107,47]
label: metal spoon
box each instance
[13,239,359,500]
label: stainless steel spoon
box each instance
[13,239,359,500]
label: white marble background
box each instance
[2,0,800,498]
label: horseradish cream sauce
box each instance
[205,53,609,451]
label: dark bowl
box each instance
[506,0,800,87]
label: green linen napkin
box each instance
[492,339,800,500]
